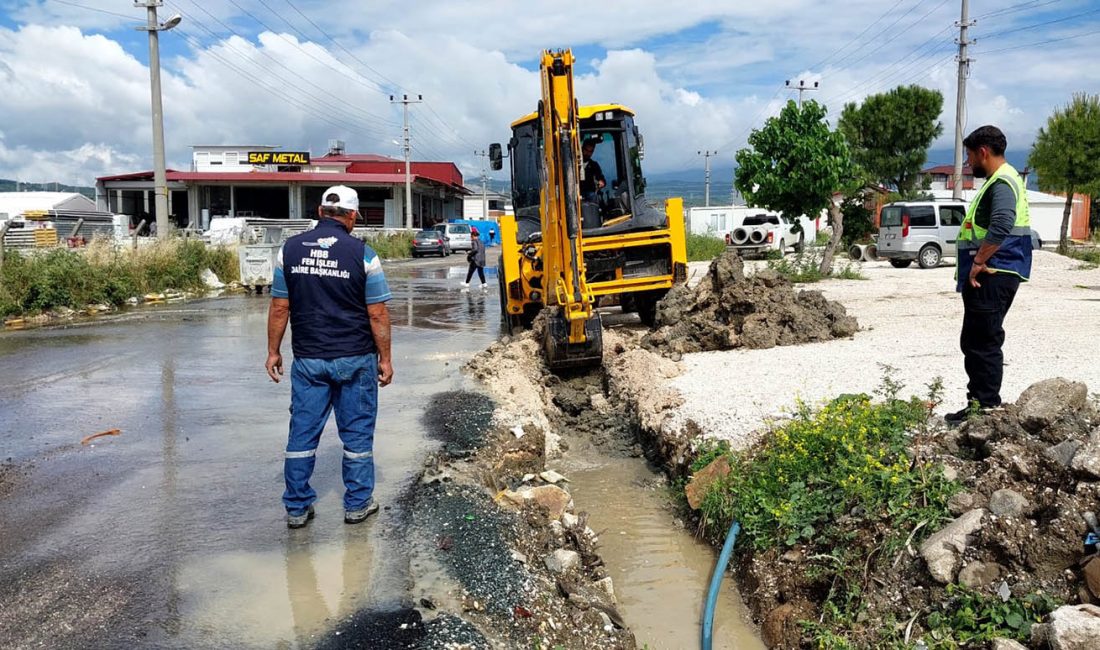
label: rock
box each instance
[544,549,581,574]
[684,455,732,510]
[943,465,959,482]
[958,561,1004,589]
[502,485,573,520]
[1017,378,1089,433]
[540,470,568,484]
[594,577,617,604]
[511,550,528,564]
[1046,440,1084,468]
[598,611,613,630]
[990,639,1028,650]
[1030,604,1100,649]
[989,489,1030,518]
[589,393,610,411]
[948,492,979,517]
[919,509,986,584]
[1072,439,1100,480]
[562,512,579,528]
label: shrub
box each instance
[0,238,241,318]
[686,232,728,262]
[361,231,415,260]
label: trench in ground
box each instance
[545,369,766,649]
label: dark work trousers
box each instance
[959,272,1020,407]
[465,262,486,284]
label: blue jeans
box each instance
[283,354,378,515]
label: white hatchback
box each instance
[434,223,473,252]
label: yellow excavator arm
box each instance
[537,50,603,368]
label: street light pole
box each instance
[134,2,181,239]
[698,150,717,207]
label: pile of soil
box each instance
[642,250,858,355]
[735,378,1100,649]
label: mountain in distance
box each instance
[0,179,95,198]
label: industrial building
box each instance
[95,142,469,230]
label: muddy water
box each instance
[0,256,499,649]
[564,455,766,650]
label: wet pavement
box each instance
[0,254,499,649]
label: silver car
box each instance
[433,223,473,252]
[877,201,967,269]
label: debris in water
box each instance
[81,428,121,445]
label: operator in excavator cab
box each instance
[580,137,606,202]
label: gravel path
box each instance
[670,251,1100,447]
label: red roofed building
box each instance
[921,163,1032,192]
[96,143,469,230]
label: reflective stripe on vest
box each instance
[957,162,1033,283]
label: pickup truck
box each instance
[723,213,811,257]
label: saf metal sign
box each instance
[248,151,311,165]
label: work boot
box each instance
[460,281,469,293]
[286,505,315,529]
[944,403,1003,426]
[345,500,380,525]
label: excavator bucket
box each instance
[544,309,603,371]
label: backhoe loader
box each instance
[490,49,688,371]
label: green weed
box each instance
[361,231,415,259]
[924,585,1060,647]
[686,232,728,262]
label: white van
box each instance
[877,201,967,269]
[433,222,473,252]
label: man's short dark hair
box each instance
[963,125,1007,156]
[320,193,354,218]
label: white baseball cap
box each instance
[321,185,359,212]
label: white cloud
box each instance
[0,1,1097,184]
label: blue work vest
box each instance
[282,219,375,359]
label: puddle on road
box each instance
[564,455,766,650]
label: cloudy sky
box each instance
[1,0,1098,186]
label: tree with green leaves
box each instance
[837,85,944,196]
[1028,93,1100,252]
[735,99,857,274]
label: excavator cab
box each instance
[494,50,688,372]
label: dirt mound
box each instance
[642,250,858,354]
[736,378,1100,649]
[421,390,497,458]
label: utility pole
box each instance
[135,2,181,239]
[474,150,491,220]
[698,150,717,207]
[785,79,820,108]
[390,93,423,230]
[952,0,973,201]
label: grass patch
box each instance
[765,248,867,283]
[692,375,963,648]
[923,584,1060,648]
[0,239,238,318]
[361,231,415,260]
[1064,246,1100,267]
[686,232,728,262]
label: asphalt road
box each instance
[0,253,499,649]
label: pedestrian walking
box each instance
[462,227,488,292]
[945,125,1033,425]
[266,185,394,529]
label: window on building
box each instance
[224,152,239,166]
[195,152,209,168]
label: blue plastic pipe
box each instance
[702,520,741,650]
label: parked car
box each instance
[433,223,473,252]
[412,229,451,257]
[877,201,967,269]
[723,213,810,257]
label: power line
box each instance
[977,6,1100,39]
[821,27,955,106]
[167,2,396,134]
[282,0,404,93]
[832,0,952,72]
[804,0,909,71]
[50,0,133,20]
[972,25,1100,55]
[169,0,398,127]
[974,0,1059,21]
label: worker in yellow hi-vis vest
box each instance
[945,125,1033,426]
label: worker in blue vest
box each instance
[945,126,1033,425]
[266,185,394,528]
